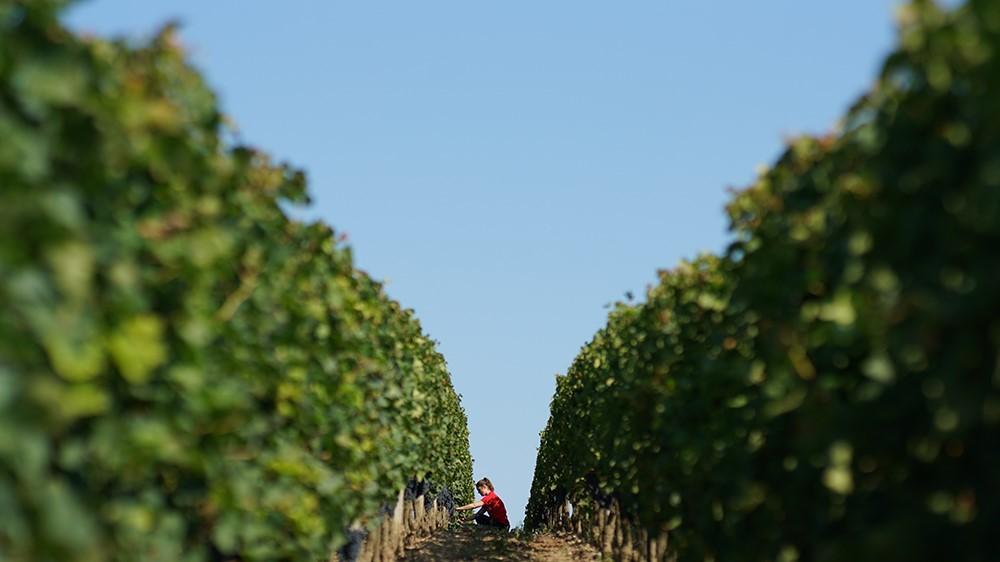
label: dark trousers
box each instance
[474,513,508,529]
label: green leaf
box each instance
[108,315,168,384]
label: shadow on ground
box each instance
[401,523,598,562]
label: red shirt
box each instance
[481,491,509,526]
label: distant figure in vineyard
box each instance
[455,477,510,530]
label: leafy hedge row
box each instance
[526,2,999,560]
[0,2,472,560]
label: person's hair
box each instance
[475,477,494,491]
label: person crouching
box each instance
[456,477,510,530]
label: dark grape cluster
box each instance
[336,529,368,562]
[435,487,457,515]
[404,475,433,502]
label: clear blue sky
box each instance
[67,0,908,527]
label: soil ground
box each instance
[400,523,599,562]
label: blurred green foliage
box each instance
[526,2,999,560]
[0,1,473,560]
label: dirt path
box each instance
[400,525,599,562]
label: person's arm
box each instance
[455,500,483,511]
